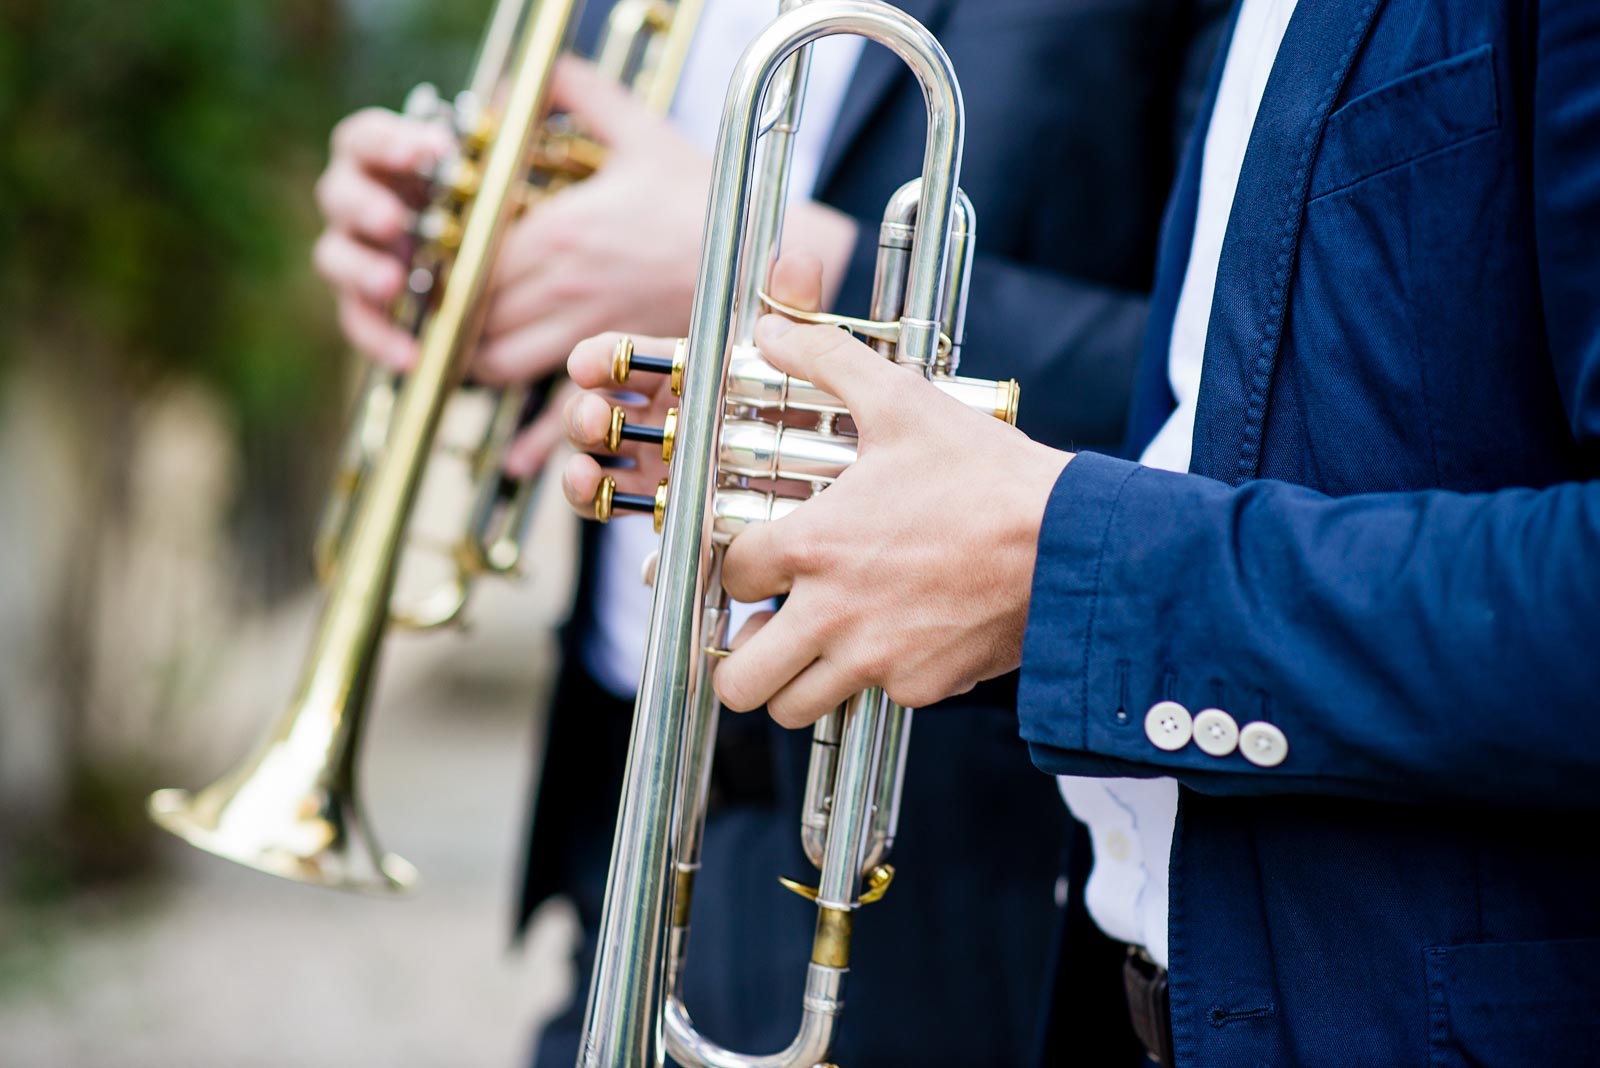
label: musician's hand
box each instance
[312,108,453,369]
[713,292,1073,729]
[536,331,673,492]
[551,254,829,503]
[473,57,859,388]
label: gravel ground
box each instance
[0,490,587,1068]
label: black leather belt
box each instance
[1123,946,1174,1068]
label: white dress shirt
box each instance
[585,2,864,697]
[1056,0,1300,970]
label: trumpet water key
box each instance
[146,0,703,894]
[577,2,1019,1064]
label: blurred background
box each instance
[0,0,582,1062]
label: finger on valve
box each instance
[331,107,453,176]
[562,452,666,529]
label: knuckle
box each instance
[885,666,945,710]
[715,667,758,713]
[721,543,757,595]
[310,233,337,278]
[766,694,805,730]
[533,212,580,255]
[312,170,337,213]
[794,323,852,358]
[333,107,385,152]
[778,528,827,576]
[844,641,891,690]
[365,199,404,240]
[545,272,590,303]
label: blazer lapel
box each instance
[1189,0,1387,485]
[813,0,952,193]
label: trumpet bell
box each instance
[147,739,417,895]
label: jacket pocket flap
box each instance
[1311,44,1500,201]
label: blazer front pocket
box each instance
[1310,44,1500,202]
[1425,937,1600,1067]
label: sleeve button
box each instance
[1193,708,1239,757]
[1144,700,1193,752]
[1239,722,1288,768]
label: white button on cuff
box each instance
[1193,708,1239,757]
[1144,700,1193,752]
[1240,721,1289,768]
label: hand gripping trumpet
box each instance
[318,0,703,631]
[578,2,1018,1063]
[145,0,702,894]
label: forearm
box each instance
[1019,452,1600,808]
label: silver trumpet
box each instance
[577,2,1017,1063]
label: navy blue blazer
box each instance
[1020,1,1600,1064]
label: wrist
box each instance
[1009,444,1074,606]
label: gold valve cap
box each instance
[606,406,626,452]
[661,407,678,463]
[594,476,616,524]
[997,378,1021,426]
[611,336,634,384]
[670,337,686,397]
[652,479,668,534]
[444,159,481,201]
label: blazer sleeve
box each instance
[1019,454,1600,808]
[1019,2,1600,808]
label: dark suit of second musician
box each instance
[519,1,1228,1064]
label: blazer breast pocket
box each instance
[1309,44,1501,202]
[1425,938,1600,1067]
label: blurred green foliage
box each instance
[0,0,490,586]
[0,0,489,405]
[0,0,347,423]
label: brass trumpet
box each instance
[578,1,1017,1063]
[146,0,702,894]
[316,0,702,630]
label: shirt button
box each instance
[1240,722,1289,768]
[1144,700,1193,751]
[1192,708,1239,757]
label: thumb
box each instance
[754,316,911,430]
[549,55,651,148]
[767,251,826,315]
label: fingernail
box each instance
[757,314,794,342]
